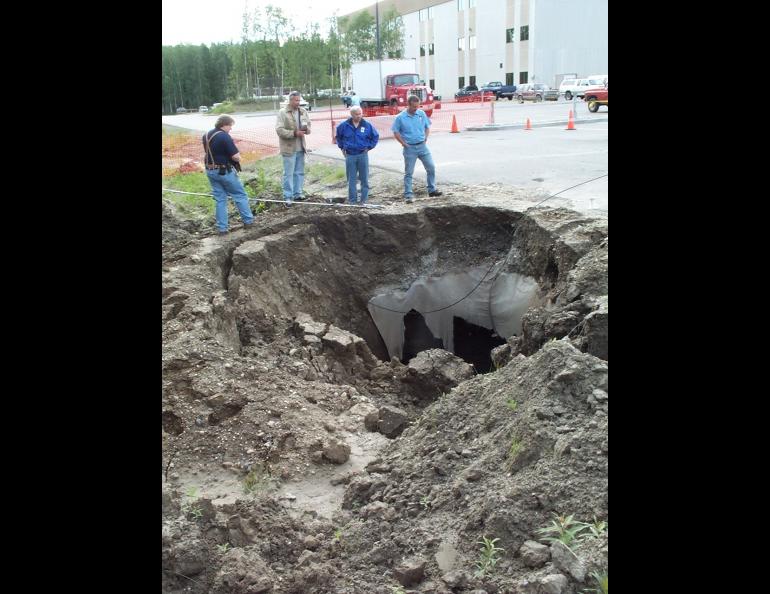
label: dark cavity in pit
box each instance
[225,206,539,372]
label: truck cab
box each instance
[382,73,434,112]
[351,60,436,117]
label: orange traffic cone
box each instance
[524,117,532,130]
[450,114,459,133]
[565,110,576,130]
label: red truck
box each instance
[583,84,608,112]
[350,59,438,117]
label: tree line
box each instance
[162,5,403,114]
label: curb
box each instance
[466,116,608,131]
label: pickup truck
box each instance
[480,81,517,100]
[583,84,608,112]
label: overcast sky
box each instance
[162,0,376,46]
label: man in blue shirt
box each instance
[336,106,379,205]
[202,115,254,235]
[391,95,443,204]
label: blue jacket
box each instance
[336,118,379,155]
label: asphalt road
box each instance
[313,120,608,215]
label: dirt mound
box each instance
[162,195,607,593]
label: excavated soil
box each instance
[162,172,608,594]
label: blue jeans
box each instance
[345,152,369,204]
[282,151,305,202]
[402,142,436,199]
[206,168,254,232]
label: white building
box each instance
[345,0,608,99]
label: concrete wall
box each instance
[350,0,607,96]
[532,0,609,88]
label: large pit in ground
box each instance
[225,206,542,373]
[162,201,608,594]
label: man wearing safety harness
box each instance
[391,95,442,204]
[202,115,254,235]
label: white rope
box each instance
[161,188,384,208]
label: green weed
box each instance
[509,437,523,459]
[243,467,271,496]
[582,570,608,594]
[420,496,431,510]
[506,398,518,411]
[474,536,504,577]
[216,543,231,554]
[583,517,608,539]
[181,487,203,520]
[536,513,589,548]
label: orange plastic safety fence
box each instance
[162,102,496,176]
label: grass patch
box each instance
[163,124,194,135]
[506,398,518,411]
[509,437,523,459]
[163,172,216,220]
[211,99,281,114]
[243,466,273,496]
[306,162,346,186]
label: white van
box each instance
[588,74,608,85]
[559,78,579,99]
[563,76,607,100]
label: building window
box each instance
[419,8,427,21]
[429,79,435,90]
[519,71,528,84]
[429,6,434,19]
[506,72,514,85]
[520,25,529,41]
[469,35,476,49]
[457,0,465,10]
[469,75,476,86]
[459,76,465,88]
[458,37,465,51]
[420,44,426,57]
[429,43,435,56]
[506,28,514,43]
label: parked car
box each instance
[279,94,312,111]
[583,84,608,112]
[341,91,355,107]
[199,105,209,113]
[480,81,517,100]
[454,84,479,99]
[175,107,188,114]
[515,84,558,102]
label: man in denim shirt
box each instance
[391,95,442,204]
[336,106,379,205]
[202,115,254,235]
